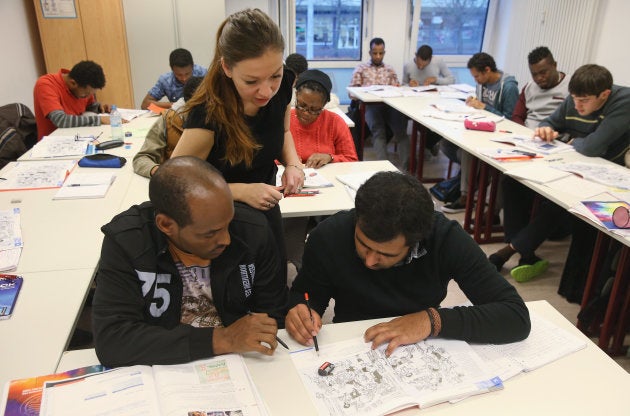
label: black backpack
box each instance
[0,103,37,169]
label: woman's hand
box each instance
[231,183,284,211]
[282,164,305,195]
[305,153,333,169]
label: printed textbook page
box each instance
[470,311,587,382]
[39,355,267,416]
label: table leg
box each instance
[358,101,366,161]
[413,122,444,182]
[599,245,630,355]
[577,232,611,334]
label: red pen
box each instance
[304,293,319,355]
[499,130,513,133]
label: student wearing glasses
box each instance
[291,70,358,168]
[285,70,358,271]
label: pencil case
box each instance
[78,153,127,168]
[464,118,496,132]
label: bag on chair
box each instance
[429,174,461,203]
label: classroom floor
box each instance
[70,136,629,373]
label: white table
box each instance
[0,269,95,388]
[384,95,630,353]
[54,301,630,416]
[0,116,159,389]
[328,106,355,128]
[0,116,159,273]
[119,160,399,218]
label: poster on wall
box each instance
[40,0,77,19]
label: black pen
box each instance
[304,292,319,354]
[512,149,537,157]
[247,311,289,350]
[95,131,103,140]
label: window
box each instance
[294,0,363,61]
[415,0,490,55]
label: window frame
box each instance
[280,0,368,69]
[407,0,498,67]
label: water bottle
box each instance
[110,105,123,141]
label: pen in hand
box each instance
[246,311,289,350]
[304,292,320,355]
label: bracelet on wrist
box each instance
[426,307,441,337]
[286,164,305,175]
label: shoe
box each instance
[488,253,508,271]
[442,199,466,213]
[510,256,549,283]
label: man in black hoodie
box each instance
[93,156,288,367]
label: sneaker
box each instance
[442,199,466,213]
[488,253,508,272]
[510,256,549,283]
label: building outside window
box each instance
[415,0,490,55]
[295,0,363,61]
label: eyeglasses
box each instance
[295,102,324,116]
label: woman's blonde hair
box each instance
[184,8,285,167]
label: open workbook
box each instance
[469,311,587,383]
[290,337,502,416]
[2,355,267,416]
[289,310,586,416]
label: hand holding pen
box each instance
[284,294,322,349]
[212,312,280,356]
[305,293,320,354]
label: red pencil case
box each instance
[464,118,496,132]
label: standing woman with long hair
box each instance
[172,9,304,273]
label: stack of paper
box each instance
[552,161,630,190]
[0,160,76,191]
[116,108,149,121]
[276,167,333,188]
[336,171,380,191]
[491,136,575,155]
[477,148,541,162]
[0,208,23,271]
[470,311,587,382]
[504,165,572,184]
[30,136,89,159]
[53,172,116,200]
[430,99,477,114]
[449,83,476,94]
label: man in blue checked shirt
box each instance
[141,48,207,110]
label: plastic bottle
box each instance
[110,105,123,141]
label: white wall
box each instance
[123,0,225,107]
[0,0,45,111]
[590,0,630,87]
